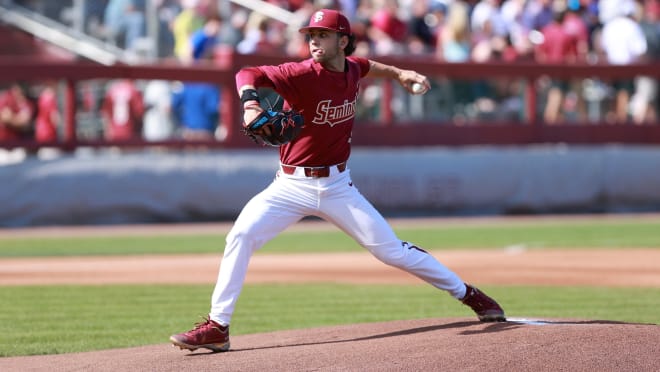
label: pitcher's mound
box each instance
[2,317,658,371]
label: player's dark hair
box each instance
[343,34,357,56]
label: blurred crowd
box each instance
[49,0,658,65]
[1,0,658,145]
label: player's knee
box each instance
[369,241,409,267]
[225,230,261,254]
[370,240,427,268]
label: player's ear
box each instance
[339,34,348,49]
[342,34,356,56]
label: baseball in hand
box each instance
[411,83,425,94]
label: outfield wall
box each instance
[1,145,659,226]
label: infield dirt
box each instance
[1,216,659,371]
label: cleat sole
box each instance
[479,314,507,322]
[170,336,229,353]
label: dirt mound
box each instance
[2,216,659,370]
[2,318,657,371]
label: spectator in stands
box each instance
[580,0,601,48]
[630,0,659,124]
[638,0,660,62]
[35,81,60,143]
[284,1,318,58]
[236,12,266,55]
[236,13,285,55]
[218,6,249,49]
[407,0,437,54]
[171,82,220,140]
[337,0,358,20]
[433,1,475,122]
[436,1,471,63]
[470,0,508,63]
[83,0,110,39]
[101,79,145,141]
[562,1,589,61]
[103,0,146,49]
[142,80,175,141]
[172,0,210,63]
[368,0,408,55]
[153,0,181,59]
[426,2,448,45]
[522,0,554,32]
[465,1,504,120]
[563,1,591,122]
[190,15,222,60]
[171,22,221,141]
[535,4,573,124]
[599,0,648,123]
[471,0,508,39]
[0,83,34,142]
[500,0,535,61]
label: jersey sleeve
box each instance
[235,62,302,104]
[235,66,276,93]
[257,62,306,97]
[348,56,371,78]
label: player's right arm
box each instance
[366,60,430,95]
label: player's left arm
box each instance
[236,65,290,128]
[366,60,430,95]
[236,67,269,130]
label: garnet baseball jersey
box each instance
[101,80,144,141]
[35,87,59,142]
[0,87,34,141]
[237,56,371,166]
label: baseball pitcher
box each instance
[170,8,505,353]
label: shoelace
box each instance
[186,317,218,335]
[464,288,494,308]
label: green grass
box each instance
[1,284,658,357]
[1,219,659,257]
[0,235,228,257]
[1,216,659,357]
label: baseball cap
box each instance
[299,9,351,34]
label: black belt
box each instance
[280,162,347,178]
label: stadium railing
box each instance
[0,53,658,151]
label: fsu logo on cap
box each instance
[299,9,351,34]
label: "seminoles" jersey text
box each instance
[311,94,357,126]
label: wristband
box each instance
[240,89,260,104]
[243,102,261,110]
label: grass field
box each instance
[1,218,659,257]
[1,284,658,357]
[1,215,659,357]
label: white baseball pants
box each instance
[210,167,466,325]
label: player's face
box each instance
[307,29,342,63]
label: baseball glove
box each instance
[243,109,304,146]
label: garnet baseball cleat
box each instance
[461,284,506,322]
[170,317,230,352]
